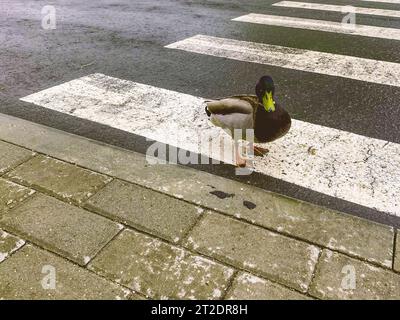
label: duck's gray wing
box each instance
[206,97,254,115]
[205,96,258,139]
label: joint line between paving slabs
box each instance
[0,190,39,218]
[85,226,125,267]
[0,229,27,266]
[179,208,207,245]
[0,149,37,178]
[82,177,115,203]
[392,230,397,270]
[220,270,239,300]
[1,154,115,209]
[307,249,323,296]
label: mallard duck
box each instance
[205,76,291,167]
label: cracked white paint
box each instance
[273,1,400,18]
[238,272,265,285]
[243,261,257,269]
[166,35,400,87]
[212,288,222,298]
[195,207,204,214]
[0,252,7,263]
[83,256,91,264]
[21,73,400,216]
[233,13,400,41]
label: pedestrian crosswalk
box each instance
[273,1,400,18]
[21,1,400,219]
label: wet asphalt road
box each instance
[1,0,400,226]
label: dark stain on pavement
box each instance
[243,200,257,210]
[209,190,234,199]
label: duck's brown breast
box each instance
[254,104,291,143]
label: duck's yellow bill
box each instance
[263,91,275,112]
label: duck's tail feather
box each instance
[205,106,211,117]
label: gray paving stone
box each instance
[0,244,134,299]
[85,180,202,243]
[89,229,235,299]
[184,212,320,293]
[0,140,34,174]
[5,155,112,204]
[0,178,35,215]
[310,250,400,300]
[227,272,311,300]
[0,194,121,265]
[0,229,25,263]
[261,197,394,268]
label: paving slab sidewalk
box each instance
[0,113,399,300]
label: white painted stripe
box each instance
[272,1,400,18]
[21,73,400,217]
[165,35,400,87]
[232,13,400,40]
[362,0,400,4]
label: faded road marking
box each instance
[166,35,400,87]
[362,0,400,4]
[273,1,400,18]
[233,13,400,41]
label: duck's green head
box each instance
[256,75,275,112]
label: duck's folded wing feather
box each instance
[206,98,253,115]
